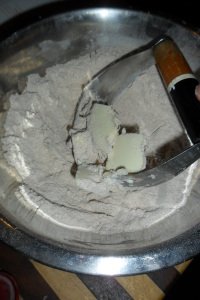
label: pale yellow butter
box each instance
[88,103,120,159]
[106,133,146,173]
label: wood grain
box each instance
[117,274,164,300]
[32,261,96,300]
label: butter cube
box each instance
[88,103,120,160]
[106,133,146,173]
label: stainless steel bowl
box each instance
[0,4,200,275]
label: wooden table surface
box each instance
[0,240,196,300]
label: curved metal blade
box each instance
[84,42,155,105]
[117,143,200,188]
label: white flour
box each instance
[1,47,197,234]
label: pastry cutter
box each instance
[78,35,200,188]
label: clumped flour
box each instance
[2,46,197,234]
